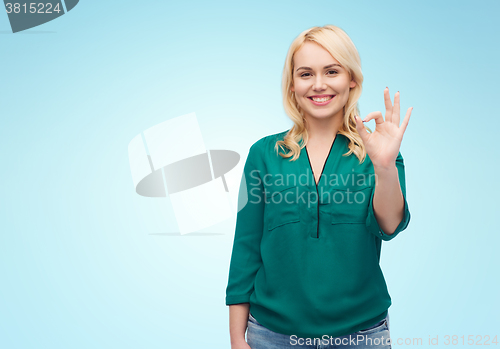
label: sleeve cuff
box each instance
[225,293,252,306]
[365,188,411,241]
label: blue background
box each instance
[1,0,499,348]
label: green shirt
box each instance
[225,129,411,339]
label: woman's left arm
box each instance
[372,158,405,236]
[354,87,413,239]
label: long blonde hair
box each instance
[275,24,372,164]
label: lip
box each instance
[307,95,335,106]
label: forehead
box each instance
[293,41,340,67]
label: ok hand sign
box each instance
[354,87,413,169]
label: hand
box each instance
[354,87,412,169]
[231,340,252,349]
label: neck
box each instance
[304,110,343,144]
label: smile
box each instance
[307,95,335,105]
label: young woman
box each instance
[226,24,412,349]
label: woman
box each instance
[226,24,412,349]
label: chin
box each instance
[307,110,338,119]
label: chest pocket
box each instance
[329,180,373,225]
[265,184,300,231]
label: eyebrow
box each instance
[295,64,341,72]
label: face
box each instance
[291,41,356,122]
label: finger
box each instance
[354,115,369,144]
[393,91,401,126]
[362,111,384,125]
[400,107,413,135]
[384,87,393,123]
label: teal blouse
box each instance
[225,129,411,339]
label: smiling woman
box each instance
[293,55,354,114]
[226,24,411,349]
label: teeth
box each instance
[311,96,333,102]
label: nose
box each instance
[312,75,327,91]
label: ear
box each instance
[291,85,294,92]
[350,80,357,89]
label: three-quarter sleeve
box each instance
[225,144,265,305]
[365,151,411,241]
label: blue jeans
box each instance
[247,312,391,349]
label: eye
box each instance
[300,70,338,78]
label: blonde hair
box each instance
[275,24,372,163]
